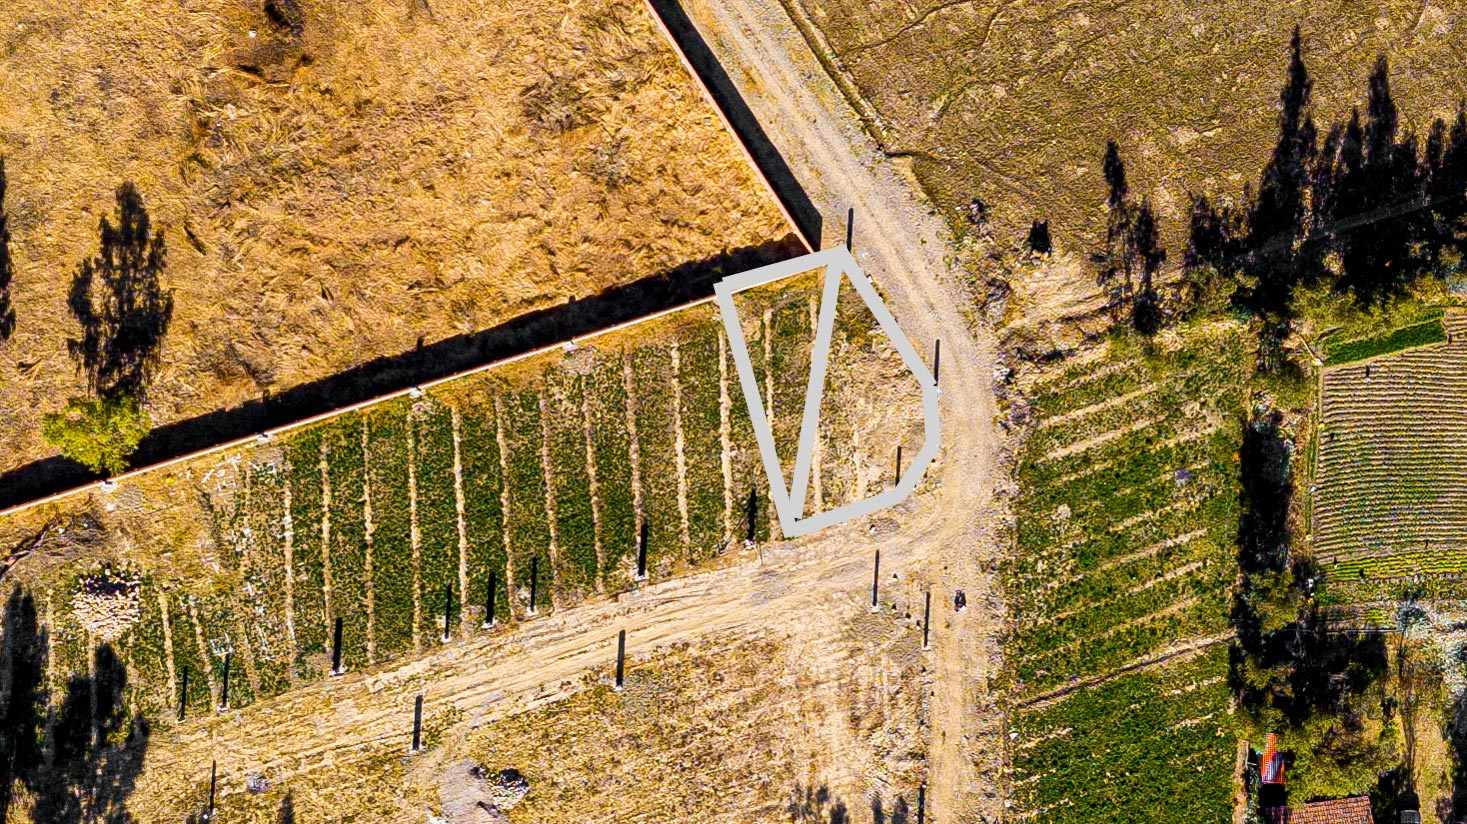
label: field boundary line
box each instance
[1016,632,1231,711]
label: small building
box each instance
[1263,796,1376,824]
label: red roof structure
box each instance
[1261,733,1286,784]
[1264,797,1376,824]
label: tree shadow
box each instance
[0,589,46,823]
[0,237,801,510]
[66,182,174,401]
[1095,141,1165,334]
[0,587,150,823]
[787,783,914,824]
[0,158,14,341]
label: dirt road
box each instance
[669,0,1005,817]
[134,1,1006,818]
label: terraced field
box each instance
[1005,323,1247,822]
[0,269,925,731]
[1317,312,1467,597]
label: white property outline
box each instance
[716,246,941,538]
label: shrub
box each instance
[41,394,150,475]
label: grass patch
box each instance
[366,401,415,660]
[1323,310,1446,365]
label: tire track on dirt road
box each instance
[652,0,1005,818]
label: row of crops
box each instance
[33,275,889,727]
[1004,324,1249,822]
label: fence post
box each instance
[922,589,932,649]
[331,616,344,675]
[917,784,925,824]
[615,629,626,690]
[219,653,231,710]
[870,549,881,611]
[846,206,855,251]
[933,339,940,385]
[208,760,217,818]
[411,694,423,753]
[895,445,903,485]
[637,521,649,580]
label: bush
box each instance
[41,394,151,475]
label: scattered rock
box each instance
[954,590,967,612]
[70,563,143,641]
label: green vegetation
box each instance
[1323,311,1446,365]
[1005,323,1249,820]
[41,394,151,475]
[18,276,833,723]
[1010,648,1235,822]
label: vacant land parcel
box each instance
[780,0,1466,255]
[0,0,797,473]
[1004,323,1247,822]
[1316,312,1467,598]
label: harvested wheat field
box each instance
[0,0,799,476]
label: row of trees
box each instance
[1101,29,1467,358]
[0,161,174,474]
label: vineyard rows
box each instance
[1005,324,1248,823]
[34,274,895,726]
[1316,313,1467,584]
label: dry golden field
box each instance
[783,0,1467,294]
[0,0,797,475]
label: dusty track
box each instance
[136,1,1005,817]
[669,0,1005,817]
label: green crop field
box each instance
[2,272,903,730]
[1005,322,1248,822]
[1316,312,1467,604]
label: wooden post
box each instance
[528,556,539,614]
[411,694,423,753]
[933,339,941,385]
[442,583,453,642]
[219,653,231,710]
[871,549,881,611]
[637,521,649,579]
[484,570,497,628]
[177,666,189,721]
[845,207,854,251]
[615,629,626,690]
[922,589,932,649]
[331,616,344,674]
[895,445,903,484]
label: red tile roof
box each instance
[1268,797,1375,824]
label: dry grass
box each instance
[0,0,794,473]
[786,0,1467,303]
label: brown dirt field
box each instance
[781,0,1467,303]
[113,630,927,823]
[0,0,796,475]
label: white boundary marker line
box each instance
[716,246,940,537]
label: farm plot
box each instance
[0,270,922,729]
[1004,322,1248,822]
[1316,312,1467,597]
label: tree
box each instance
[41,395,152,475]
[0,158,14,341]
[47,183,173,475]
